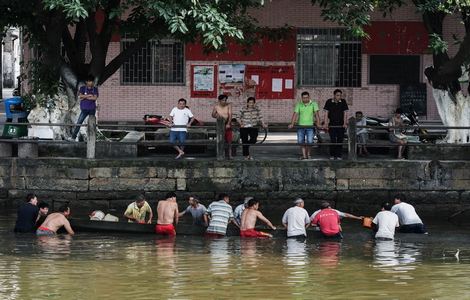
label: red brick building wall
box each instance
[95,0,464,123]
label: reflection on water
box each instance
[1,213,470,299]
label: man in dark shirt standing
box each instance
[323,89,349,160]
[69,75,99,141]
[14,194,39,233]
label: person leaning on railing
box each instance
[239,97,267,160]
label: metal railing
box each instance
[0,116,469,160]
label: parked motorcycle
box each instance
[365,110,428,143]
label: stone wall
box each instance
[1,158,469,217]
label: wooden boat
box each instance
[70,218,242,236]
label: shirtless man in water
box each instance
[36,205,74,236]
[156,192,179,236]
[240,198,276,238]
[212,94,233,159]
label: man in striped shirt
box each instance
[204,193,237,237]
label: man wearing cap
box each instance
[178,196,207,226]
[281,198,310,238]
[234,197,252,227]
[311,201,342,238]
[204,193,237,237]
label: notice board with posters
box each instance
[190,65,218,98]
[245,65,295,99]
[400,83,427,115]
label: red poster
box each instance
[190,65,218,98]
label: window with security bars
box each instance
[297,28,361,87]
[121,39,184,85]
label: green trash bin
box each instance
[2,123,28,138]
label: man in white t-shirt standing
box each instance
[168,98,194,159]
[282,198,310,239]
[372,202,399,240]
[391,194,427,234]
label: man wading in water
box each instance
[240,198,276,238]
[36,205,74,236]
[156,192,179,236]
[212,94,233,159]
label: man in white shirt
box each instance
[282,198,310,239]
[168,98,194,159]
[372,202,399,240]
[391,194,427,234]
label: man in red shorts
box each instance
[240,198,276,238]
[155,192,179,236]
[311,201,342,239]
[212,94,233,159]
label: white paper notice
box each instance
[272,78,283,92]
[251,75,259,85]
[285,79,293,89]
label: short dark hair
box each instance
[333,89,342,95]
[86,75,94,82]
[395,108,403,114]
[247,97,256,103]
[166,192,177,199]
[355,111,363,116]
[382,202,392,211]
[321,201,330,209]
[218,94,228,101]
[38,202,49,209]
[58,204,70,213]
[178,98,187,104]
[136,194,146,203]
[247,198,259,207]
[26,193,37,202]
[218,193,229,200]
[393,194,405,201]
[301,91,309,97]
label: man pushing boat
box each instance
[240,198,276,238]
[156,192,179,236]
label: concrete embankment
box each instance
[0,158,468,217]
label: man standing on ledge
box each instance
[323,89,349,160]
[69,75,98,141]
[212,94,233,159]
[124,195,153,224]
[240,198,276,238]
[288,91,321,160]
[391,194,427,234]
[204,193,237,237]
[168,98,194,160]
[36,205,74,236]
[156,192,179,236]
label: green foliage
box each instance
[429,33,449,53]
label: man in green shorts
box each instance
[288,91,321,159]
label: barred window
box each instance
[297,28,361,87]
[121,39,184,85]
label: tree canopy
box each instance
[0,0,263,96]
[312,0,470,96]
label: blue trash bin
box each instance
[3,97,28,138]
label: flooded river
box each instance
[1,212,469,299]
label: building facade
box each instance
[79,1,466,123]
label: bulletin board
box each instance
[190,65,218,98]
[245,65,295,99]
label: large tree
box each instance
[0,0,262,138]
[313,0,470,143]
